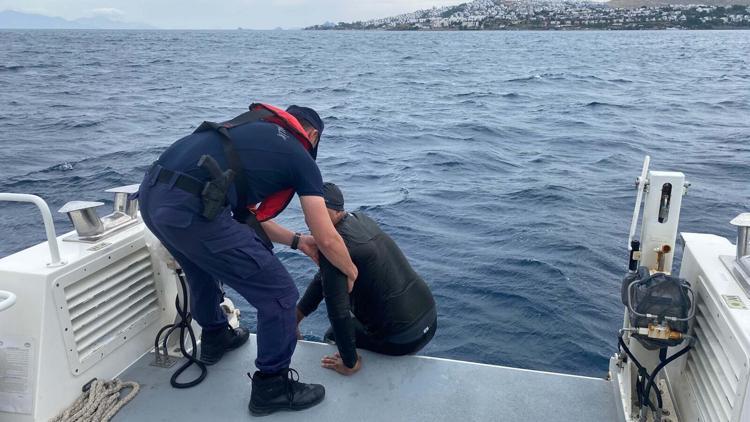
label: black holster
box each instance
[198,155,234,221]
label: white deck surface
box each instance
[115,335,620,421]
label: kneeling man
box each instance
[296,182,437,375]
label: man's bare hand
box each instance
[321,352,361,376]
[298,234,319,264]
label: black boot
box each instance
[248,369,325,416]
[200,325,249,365]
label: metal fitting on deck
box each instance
[58,201,106,237]
[731,213,750,260]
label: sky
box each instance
[0,0,465,29]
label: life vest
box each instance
[193,102,316,224]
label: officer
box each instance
[137,104,358,416]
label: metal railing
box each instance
[0,193,64,266]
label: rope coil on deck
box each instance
[49,379,140,422]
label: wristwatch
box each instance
[290,232,301,250]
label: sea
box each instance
[1,29,748,378]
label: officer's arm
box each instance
[300,195,358,290]
[260,219,296,245]
[260,219,318,263]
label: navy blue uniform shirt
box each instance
[157,121,324,207]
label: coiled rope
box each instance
[49,379,139,422]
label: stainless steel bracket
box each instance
[721,255,750,299]
[149,351,179,368]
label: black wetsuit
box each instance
[297,212,437,368]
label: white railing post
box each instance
[0,193,65,266]
[0,290,16,312]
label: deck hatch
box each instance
[53,238,161,375]
[684,275,748,422]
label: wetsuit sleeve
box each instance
[319,255,358,368]
[292,150,324,197]
[297,271,324,317]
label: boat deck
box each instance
[115,335,621,421]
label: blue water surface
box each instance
[1,29,748,377]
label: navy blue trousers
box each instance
[138,166,299,373]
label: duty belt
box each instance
[155,167,204,197]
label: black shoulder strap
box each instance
[221,106,274,129]
[192,107,275,223]
[217,125,250,222]
[245,213,273,249]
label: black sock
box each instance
[202,325,228,337]
[257,370,284,379]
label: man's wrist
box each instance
[348,355,362,372]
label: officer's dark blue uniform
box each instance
[138,120,323,374]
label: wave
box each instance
[4,147,163,181]
[585,101,633,109]
[36,119,103,129]
[505,72,567,82]
[505,74,542,82]
[51,162,75,172]
[0,65,24,72]
[0,63,61,72]
[502,185,576,203]
[717,100,748,108]
[357,187,410,212]
[455,91,495,98]
[146,86,182,92]
[592,153,628,166]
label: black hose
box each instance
[618,332,692,414]
[154,269,208,389]
[618,334,656,412]
[642,344,692,411]
[618,334,645,372]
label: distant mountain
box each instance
[608,0,750,7]
[0,10,155,29]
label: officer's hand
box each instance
[298,234,319,264]
[321,352,361,376]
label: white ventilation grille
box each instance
[54,241,161,375]
[684,276,747,422]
